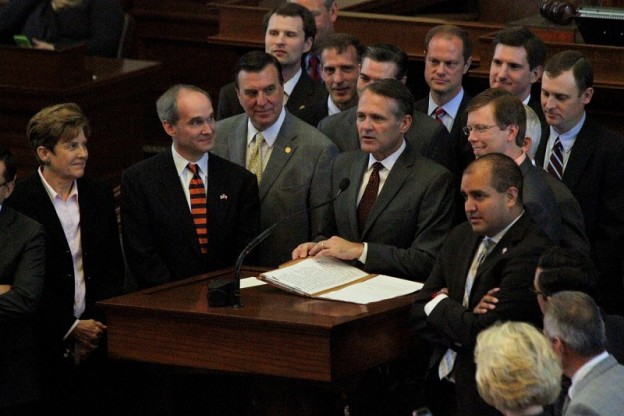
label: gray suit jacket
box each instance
[319,142,455,280]
[0,205,45,407]
[317,106,456,174]
[565,355,624,416]
[214,110,339,267]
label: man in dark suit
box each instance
[465,87,590,252]
[217,3,326,120]
[544,291,624,415]
[213,51,338,267]
[318,43,456,174]
[6,103,125,415]
[292,79,455,281]
[415,24,475,179]
[292,32,364,127]
[489,26,549,143]
[537,50,624,316]
[0,145,45,415]
[410,153,552,416]
[288,0,338,81]
[122,84,260,288]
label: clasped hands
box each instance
[292,236,364,261]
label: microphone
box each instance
[208,178,351,307]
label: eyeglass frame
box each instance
[0,179,14,189]
[462,124,507,136]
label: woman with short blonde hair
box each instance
[475,321,562,416]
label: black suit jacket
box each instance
[0,206,45,407]
[291,97,329,127]
[535,116,624,314]
[410,213,552,416]
[6,173,124,361]
[414,92,474,179]
[121,150,260,288]
[317,106,456,173]
[319,142,455,280]
[216,71,327,120]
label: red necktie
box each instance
[434,107,446,124]
[188,163,208,254]
[547,137,564,180]
[308,55,321,81]
[357,162,383,235]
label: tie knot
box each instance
[482,237,495,251]
[553,136,562,149]
[372,162,383,172]
[434,107,446,118]
[255,132,265,145]
[188,163,199,175]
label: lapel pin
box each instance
[285,147,292,154]
[299,105,305,109]
[502,247,508,254]
[220,194,228,200]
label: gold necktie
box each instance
[248,132,264,183]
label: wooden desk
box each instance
[0,45,164,186]
[98,267,417,382]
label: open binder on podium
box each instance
[258,256,422,304]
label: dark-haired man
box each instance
[536,50,624,316]
[410,153,552,416]
[214,51,338,267]
[217,2,326,120]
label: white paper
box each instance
[319,275,423,304]
[261,257,369,295]
[240,277,266,289]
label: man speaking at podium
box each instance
[292,79,455,281]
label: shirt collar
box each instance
[283,67,302,97]
[428,88,464,120]
[171,144,209,177]
[367,139,406,171]
[247,106,286,147]
[38,167,78,202]
[569,351,609,399]
[550,111,586,153]
[488,211,525,244]
[522,94,531,105]
[327,95,341,116]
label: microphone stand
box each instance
[208,179,350,308]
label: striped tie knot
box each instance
[547,137,564,180]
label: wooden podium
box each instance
[97,267,417,383]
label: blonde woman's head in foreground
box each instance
[474,321,562,415]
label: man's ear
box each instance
[463,56,473,75]
[162,120,176,138]
[506,186,519,207]
[530,65,543,84]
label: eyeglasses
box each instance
[462,124,503,136]
[530,287,548,297]
[0,181,10,189]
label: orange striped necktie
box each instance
[187,163,208,254]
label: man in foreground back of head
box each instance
[543,291,624,415]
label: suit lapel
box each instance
[475,214,530,279]
[259,113,298,201]
[361,143,415,237]
[29,175,68,248]
[156,151,202,253]
[562,121,593,191]
[76,179,95,254]
[347,153,369,239]
[227,116,248,167]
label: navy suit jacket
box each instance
[410,213,552,416]
[0,206,45,407]
[6,173,124,362]
[414,92,474,179]
[121,149,260,288]
[214,111,338,267]
[319,142,455,280]
[536,116,624,314]
[216,71,326,120]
